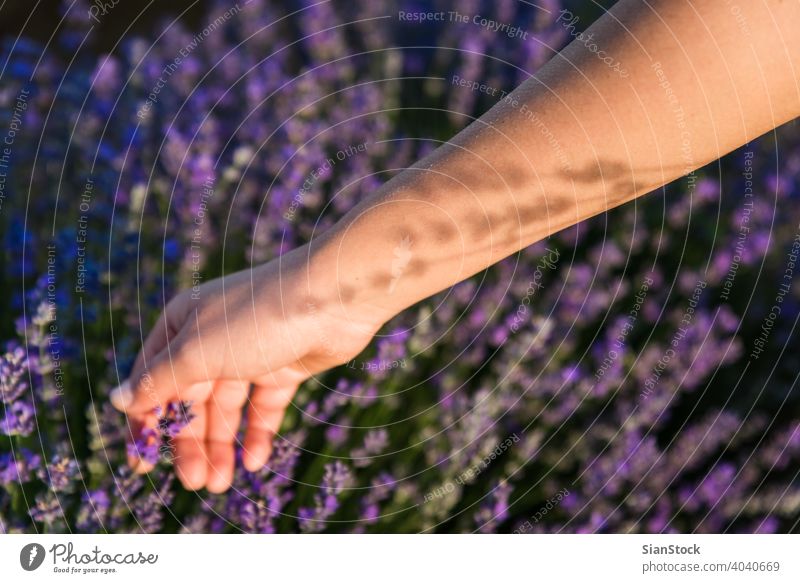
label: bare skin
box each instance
[112,0,800,493]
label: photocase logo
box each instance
[20,543,46,571]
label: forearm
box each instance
[303,0,800,324]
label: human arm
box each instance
[309,0,800,323]
[112,0,800,492]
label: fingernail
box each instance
[110,380,134,411]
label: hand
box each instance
[110,243,385,493]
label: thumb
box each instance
[111,330,202,415]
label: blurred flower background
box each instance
[0,0,799,533]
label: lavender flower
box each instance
[126,428,161,467]
[299,461,352,533]
[46,454,80,492]
[474,481,513,533]
[351,429,389,468]
[355,473,396,532]
[0,449,42,484]
[158,400,195,438]
[0,344,30,403]
[1,399,36,436]
[76,490,112,532]
[29,494,63,527]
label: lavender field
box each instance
[0,0,799,533]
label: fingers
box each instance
[242,383,299,472]
[242,402,284,472]
[125,411,159,475]
[126,380,213,476]
[205,380,249,493]
[173,387,210,491]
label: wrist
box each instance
[295,231,396,336]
